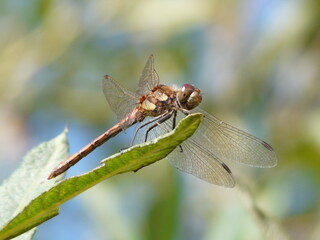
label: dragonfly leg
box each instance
[144,111,174,142]
[179,108,191,115]
[172,111,183,152]
[145,122,170,142]
[172,111,177,129]
[174,100,191,115]
[130,111,170,146]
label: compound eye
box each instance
[186,89,202,110]
[177,84,195,103]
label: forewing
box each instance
[193,108,278,167]
[136,54,159,96]
[102,75,139,125]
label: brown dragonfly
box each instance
[48,55,277,187]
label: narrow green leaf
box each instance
[0,131,69,240]
[0,113,203,240]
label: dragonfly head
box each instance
[177,84,202,110]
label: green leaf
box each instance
[0,131,69,240]
[0,113,203,240]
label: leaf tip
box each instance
[63,126,69,134]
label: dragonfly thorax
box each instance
[139,85,176,117]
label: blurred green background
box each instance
[0,0,319,239]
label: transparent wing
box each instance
[102,75,140,126]
[168,139,235,187]
[132,112,235,187]
[132,108,278,186]
[192,108,278,167]
[136,54,159,96]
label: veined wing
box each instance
[132,112,235,187]
[136,54,159,96]
[102,75,140,128]
[192,108,278,167]
[168,138,235,187]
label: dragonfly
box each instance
[48,55,277,187]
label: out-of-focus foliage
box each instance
[0,0,319,240]
[0,131,68,240]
